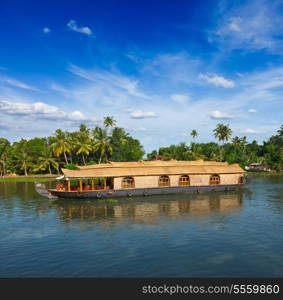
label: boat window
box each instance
[210,174,220,185]
[122,177,135,189]
[179,175,190,186]
[159,175,170,187]
[238,176,244,184]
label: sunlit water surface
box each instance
[0,176,283,277]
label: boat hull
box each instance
[49,184,245,199]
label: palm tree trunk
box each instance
[24,166,27,176]
[243,146,246,163]
[63,152,68,164]
[82,153,86,165]
[220,142,224,161]
[3,160,5,176]
[48,165,52,175]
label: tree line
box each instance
[0,119,282,176]
[147,124,283,171]
[0,117,144,176]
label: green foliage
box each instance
[86,161,97,166]
[148,124,283,171]
[65,163,79,170]
[0,138,10,176]
[103,116,117,128]
[190,129,198,139]
[1,122,282,175]
[0,177,55,183]
[0,119,144,175]
[92,127,113,163]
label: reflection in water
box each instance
[54,191,244,225]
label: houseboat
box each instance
[47,160,249,199]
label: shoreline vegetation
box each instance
[0,117,282,177]
[0,175,56,183]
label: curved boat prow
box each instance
[35,182,58,200]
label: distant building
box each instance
[245,163,271,172]
[152,155,168,160]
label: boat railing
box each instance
[55,184,109,192]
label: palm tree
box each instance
[190,129,198,153]
[232,136,248,164]
[0,138,10,176]
[34,156,59,174]
[92,127,113,163]
[213,123,232,143]
[79,123,89,134]
[36,143,59,174]
[75,133,92,165]
[111,127,128,144]
[213,123,232,161]
[232,136,241,146]
[190,129,198,139]
[277,125,283,136]
[103,116,117,136]
[103,116,117,128]
[240,136,248,163]
[51,129,72,164]
[17,150,32,176]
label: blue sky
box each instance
[0,0,283,152]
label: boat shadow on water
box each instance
[50,189,252,226]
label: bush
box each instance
[86,161,97,166]
[65,163,79,170]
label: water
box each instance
[0,176,282,277]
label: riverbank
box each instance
[0,175,57,182]
[246,171,282,176]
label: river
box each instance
[0,175,282,277]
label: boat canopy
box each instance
[59,160,244,179]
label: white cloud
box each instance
[199,73,235,88]
[1,76,38,91]
[248,108,257,113]
[68,64,148,98]
[43,27,50,34]
[171,94,191,104]
[238,128,261,134]
[141,52,202,86]
[210,0,283,52]
[67,20,92,35]
[134,126,147,132]
[209,110,234,120]
[129,110,157,119]
[0,100,91,122]
[235,72,244,78]
[1,49,281,151]
[0,122,9,131]
[70,110,86,120]
[228,17,241,32]
[123,108,134,113]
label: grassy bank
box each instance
[0,175,57,183]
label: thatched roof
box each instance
[61,160,244,178]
